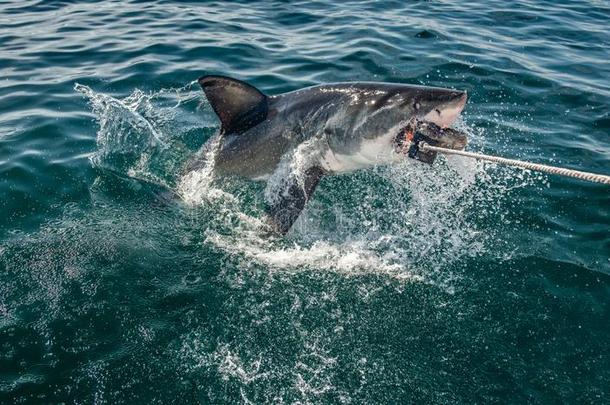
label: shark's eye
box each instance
[435,108,441,115]
[413,102,420,110]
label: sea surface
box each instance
[1,1,609,403]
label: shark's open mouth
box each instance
[394,120,468,164]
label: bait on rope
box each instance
[420,143,610,185]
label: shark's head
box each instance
[322,83,468,167]
[389,85,469,158]
[354,82,467,144]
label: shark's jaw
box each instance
[393,120,468,165]
[393,93,468,159]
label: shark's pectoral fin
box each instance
[198,75,268,135]
[265,166,326,235]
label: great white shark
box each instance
[189,75,468,234]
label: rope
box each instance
[419,143,610,185]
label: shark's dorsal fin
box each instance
[198,75,268,135]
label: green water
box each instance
[1,1,609,403]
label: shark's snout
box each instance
[423,91,467,128]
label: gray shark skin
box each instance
[192,75,468,234]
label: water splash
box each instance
[177,133,238,205]
[75,81,203,187]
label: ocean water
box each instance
[1,0,609,403]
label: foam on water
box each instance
[182,337,349,403]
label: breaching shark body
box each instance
[189,75,468,234]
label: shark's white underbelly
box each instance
[319,132,402,173]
